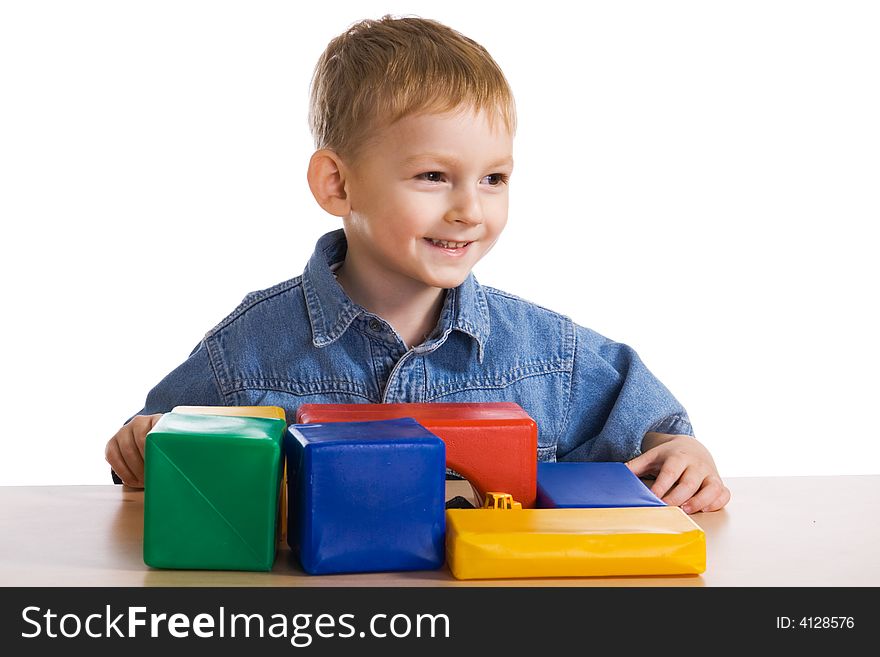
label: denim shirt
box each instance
[128,229,692,473]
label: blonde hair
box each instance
[309,15,516,160]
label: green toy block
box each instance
[143,412,285,571]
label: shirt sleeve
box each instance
[556,324,694,463]
[136,339,226,415]
[110,339,225,483]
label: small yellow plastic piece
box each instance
[446,506,706,579]
[482,492,523,510]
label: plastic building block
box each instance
[445,506,706,579]
[285,418,446,575]
[172,405,286,421]
[143,412,286,571]
[296,402,538,508]
[172,405,289,545]
[536,462,665,508]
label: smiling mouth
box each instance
[425,238,472,249]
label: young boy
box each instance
[105,15,730,515]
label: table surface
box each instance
[1,476,878,586]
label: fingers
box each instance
[633,434,731,513]
[657,462,733,513]
[104,437,141,488]
[674,473,717,512]
[648,454,688,501]
[687,482,731,514]
[673,476,731,514]
[118,424,145,483]
[625,449,659,478]
[104,414,162,488]
[649,457,731,513]
[130,414,162,460]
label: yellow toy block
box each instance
[171,405,289,546]
[172,405,286,420]
[445,506,706,579]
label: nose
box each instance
[444,184,483,226]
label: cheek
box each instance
[389,194,436,231]
[485,198,509,233]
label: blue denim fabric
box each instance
[131,229,692,470]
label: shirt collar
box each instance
[302,229,490,360]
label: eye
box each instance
[418,171,445,183]
[483,173,510,186]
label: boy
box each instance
[105,15,729,514]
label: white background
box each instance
[1,1,877,485]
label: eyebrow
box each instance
[402,153,514,169]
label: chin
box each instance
[425,274,469,289]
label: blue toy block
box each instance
[536,462,666,508]
[284,417,446,575]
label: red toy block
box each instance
[295,402,538,508]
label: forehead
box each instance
[365,109,514,165]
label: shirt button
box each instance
[368,319,382,332]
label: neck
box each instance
[335,262,446,349]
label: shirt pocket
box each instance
[425,369,569,456]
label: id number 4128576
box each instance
[776,617,854,629]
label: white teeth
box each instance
[428,238,469,248]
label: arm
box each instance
[105,339,225,487]
[557,325,729,513]
[556,325,694,462]
[627,432,731,514]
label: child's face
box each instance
[341,108,513,291]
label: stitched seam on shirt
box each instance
[464,283,489,356]
[482,285,571,320]
[649,414,693,436]
[426,360,569,396]
[537,445,557,463]
[224,379,376,400]
[228,377,373,389]
[203,333,232,401]
[557,318,577,454]
[303,269,332,344]
[417,355,427,403]
[367,337,381,398]
[422,355,429,399]
[208,277,303,336]
[476,282,490,334]
[426,368,567,400]
[226,386,376,402]
[302,275,324,344]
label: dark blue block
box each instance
[285,417,446,575]
[536,462,666,508]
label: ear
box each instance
[307,149,351,217]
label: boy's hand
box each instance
[626,432,731,514]
[104,414,163,488]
